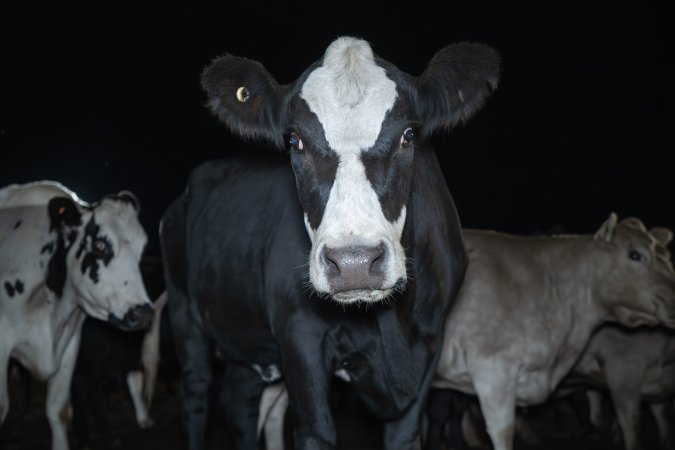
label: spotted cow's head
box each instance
[201,36,500,303]
[47,192,153,330]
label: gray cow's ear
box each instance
[650,227,674,246]
[594,212,619,243]
[200,55,289,149]
[48,196,82,230]
[415,43,501,136]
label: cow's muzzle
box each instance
[108,304,154,331]
[321,244,387,298]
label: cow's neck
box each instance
[48,282,87,358]
[544,238,612,385]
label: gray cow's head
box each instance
[201,36,500,303]
[47,193,153,330]
[593,212,675,328]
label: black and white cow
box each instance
[0,181,154,450]
[161,36,499,449]
[431,215,675,450]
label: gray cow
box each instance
[563,322,675,450]
[0,181,153,450]
[432,213,675,450]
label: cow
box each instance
[0,181,154,450]
[561,323,675,450]
[161,35,500,450]
[431,214,675,450]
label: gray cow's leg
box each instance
[606,380,644,450]
[649,401,675,450]
[259,383,289,450]
[46,331,81,450]
[471,364,517,450]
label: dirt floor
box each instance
[0,375,663,450]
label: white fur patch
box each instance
[300,37,406,301]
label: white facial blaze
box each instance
[300,37,407,298]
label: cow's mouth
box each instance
[331,289,392,304]
[108,304,154,331]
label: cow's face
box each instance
[49,194,153,330]
[594,213,675,328]
[201,36,500,303]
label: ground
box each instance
[0,374,663,450]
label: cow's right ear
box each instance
[593,212,619,243]
[650,227,674,246]
[201,55,289,149]
[48,197,82,230]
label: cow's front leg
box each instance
[46,331,81,450]
[0,339,10,425]
[649,400,675,450]
[218,362,266,449]
[606,374,645,450]
[278,321,335,450]
[471,363,517,450]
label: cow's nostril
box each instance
[321,247,341,277]
[370,243,385,275]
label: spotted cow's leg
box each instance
[0,336,11,425]
[46,331,81,450]
[470,362,518,450]
[127,370,153,428]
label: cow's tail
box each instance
[141,290,168,408]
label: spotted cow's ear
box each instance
[110,190,140,212]
[414,43,501,136]
[200,54,289,149]
[594,212,619,243]
[48,197,82,230]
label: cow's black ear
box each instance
[201,54,289,149]
[48,197,82,230]
[110,190,140,212]
[415,43,501,135]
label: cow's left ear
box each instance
[414,43,501,136]
[48,197,82,230]
[201,55,289,149]
[594,212,619,243]
[110,190,140,212]
[650,227,673,246]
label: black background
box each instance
[2,0,673,257]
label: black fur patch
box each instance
[77,216,114,284]
[41,241,55,254]
[46,232,74,298]
[4,279,25,297]
[14,220,21,229]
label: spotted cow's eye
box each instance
[400,127,415,146]
[286,132,304,152]
[629,250,643,262]
[93,238,109,254]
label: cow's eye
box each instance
[629,250,643,262]
[93,238,109,254]
[286,132,304,152]
[400,127,415,146]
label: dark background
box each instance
[2,0,673,257]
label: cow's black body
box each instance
[160,149,467,450]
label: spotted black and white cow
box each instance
[161,36,499,449]
[0,181,154,450]
[431,214,675,450]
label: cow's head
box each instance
[593,212,675,328]
[201,36,500,303]
[47,192,153,331]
